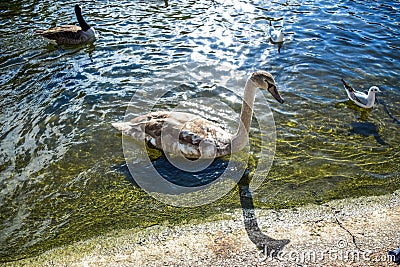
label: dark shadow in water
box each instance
[151,156,228,187]
[237,172,290,255]
[115,156,290,257]
[349,121,387,145]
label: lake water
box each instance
[1,0,399,262]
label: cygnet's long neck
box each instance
[231,78,257,153]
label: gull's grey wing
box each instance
[341,79,366,105]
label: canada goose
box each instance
[35,4,97,45]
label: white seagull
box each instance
[269,21,284,53]
[341,79,381,109]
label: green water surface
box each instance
[1,0,399,262]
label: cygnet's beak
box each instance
[269,84,285,104]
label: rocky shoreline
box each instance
[6,190,400,267]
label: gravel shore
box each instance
[6,190,400,267]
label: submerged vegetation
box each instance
[1,0,399,262]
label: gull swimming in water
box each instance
[341,79,381,108]
[112,71,284,159]
[269,21,284,53]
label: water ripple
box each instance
[0,0,399,261]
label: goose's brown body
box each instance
[35,25,95,45]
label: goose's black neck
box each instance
[74,5,90,31]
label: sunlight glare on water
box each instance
[0,0,399,261]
